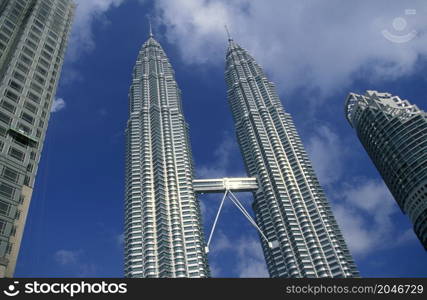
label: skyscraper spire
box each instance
[225,24,233,42]
[148,17,153,37]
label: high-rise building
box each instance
[124,31,209,278]
[345,90,427,250]
[225,37,359,277]
[0,0,75,277]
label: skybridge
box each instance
[193,177,258,194]
[193,177,278,253]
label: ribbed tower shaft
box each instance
[225,39,359,278]
[125,36,209,278]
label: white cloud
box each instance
[333,205,375,256]
[333,179,415,257]
[67,0,125,61]
[197,132,240,178]
[154,0,236,64]
[234,236,269,278]
[54,249,81,265]
[155,0,427,96]
[301,124,416,256]
[343,179,396,214]
[116,233,124,247]
[211,231,233,252]
[210,231,269,277]
[306,125,344,186]
[54,249,98,277]
[396,228,418,245]
[60,0,126,84]
[209,263,222,277]
[51,98,66,112]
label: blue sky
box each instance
[15,0,427,277]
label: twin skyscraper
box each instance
[124,31,360,277]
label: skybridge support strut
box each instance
[205,189,277,254]
[205,190,228,253]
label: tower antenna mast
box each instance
[225,24,233,41]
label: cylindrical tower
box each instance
[346,90,427,250]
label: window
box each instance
[44,43,54,53]
[41,50,52,60]
[31,25,42,36]
[2,167,18,183]
[22,47,34,57]
[0,126,6,137]
[28,31,40,43]
[17,123,31,135]
[10,225,16,237]
[40,2,51,12]
[1,26,12,36]
[26,39,37,50]
[46,37,56,47]
[28,92,41,103]
[5,90,19,102]
[30,82,43,94]
[0,182,15,199]
[0,33,9,43]
[1,100,16,113]
[36,65,47,76]
[39,58,50,69]
[48,30,58,40]
[13,71,26,83]
[8,147,25,161]
[0,219,5,234]
[33,74,45,85]
[0,111,11,125]
[24,101,38,114]
[0,201,11,216]
[4,19,16,30]
[21,112,34,125]
[38,7,50,20]
[12,134,29,148]
[16,62,29,74]
[24,175,30,186]
[9,80,22,92]
[20,54,32,65]
[34,19,44,30]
